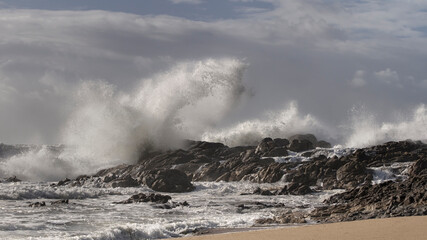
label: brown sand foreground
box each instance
[179,216,427,240]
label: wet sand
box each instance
[179,216,427,240]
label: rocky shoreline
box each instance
[5,134,426,227]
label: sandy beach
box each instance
[179,216,427,240]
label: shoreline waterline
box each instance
[178,216,427,240]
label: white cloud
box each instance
[169,0,203,4]
[351,70,367,87]
[375,68,400,84]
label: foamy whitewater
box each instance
[0,180,340,240]
[0,58,426,239]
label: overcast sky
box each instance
[0,0,426,145]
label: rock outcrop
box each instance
[256,143,427,224]
[114,193,172,204]
[0,176,22,183]
[142,169,195,193]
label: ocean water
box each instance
[0,181,340,240]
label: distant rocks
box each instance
[29,201,46,207]
[29,199,69,207]
[51,199,69,205]
[0,176,22,183]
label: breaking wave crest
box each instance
[345,104,427,147]
[202,101,331,146]
[0,58,247,181]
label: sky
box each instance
[0,0,427,146]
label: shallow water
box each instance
[0,181,340,240]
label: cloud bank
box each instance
[0,0,426,147]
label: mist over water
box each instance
[1,58,248,180]
[345,104,427,147]
[0,58,426,181]
[201,101,333,146]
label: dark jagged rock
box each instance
[409,157,427,176]
[288,134,332,150]
[283,140,426,191]
[29,201,46,207]
[317,140,332,148]
[51,199,69,205]
[1,176,22,183]
[288,139,314,152]
[311,174,426,223]
[255,138,289,157]
[279,182,313,195]
[251,181,314,196]
[108,175,140,188]
[142,169,195,193]
[114,193,172,204]
[53,178,71,186]
[114,193,190,209]
[336,160,370,189]
[272,156,427,224]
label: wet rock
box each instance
[336,160,369,189]
[55,178,71,186]
[288,134,331,149]
[273,138,290,148]
[317,140,332,148]
[310,169,427,223]
[263,147,288,157]
[1,176,22,183]
[289,134,318,145]
[143,169,195,193]
[255,138,276,155]
[108,175,140,188]
[279,182,313,195]
[29,201,46,207]
[51,199,69,205]
[409,157,427,176]
[288,139,314,152]
[244,163,285,183]
[114,193,172,204]
[255,138,289,157]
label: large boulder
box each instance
[255,138,289,157]
[255,138,275,155]
[288,134,331,149]
[142,169,195,193]
[288,139,314,152]
[289,134,318,145]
